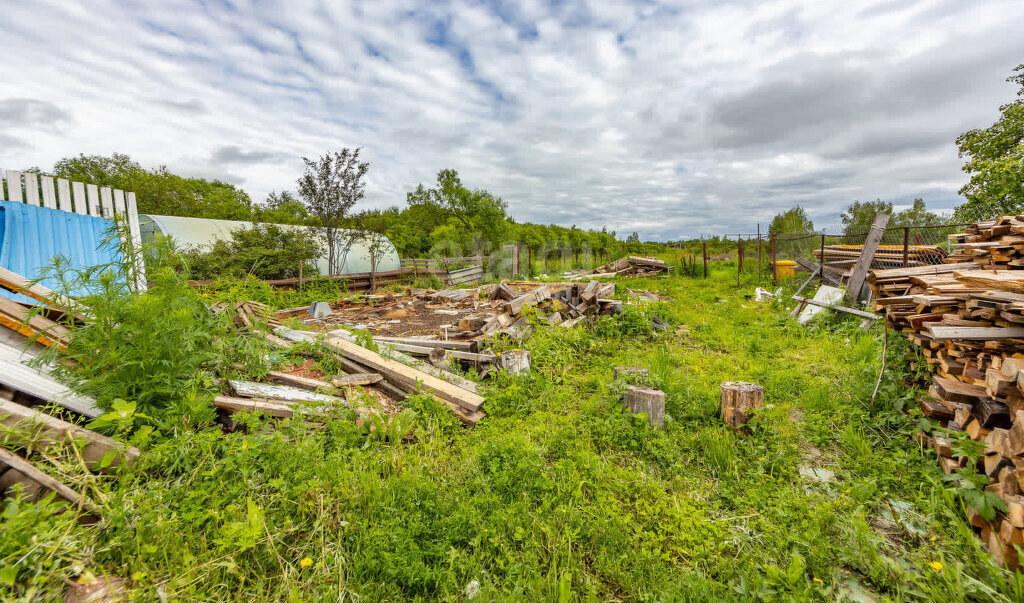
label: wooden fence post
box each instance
[819,233,825,286]
[702,241,708,278]
[737,238,743,286]
[771,234,777,285]
[757,224,762,279]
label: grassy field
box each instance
[3,261,1023,601]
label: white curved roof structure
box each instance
[138,214,401,276]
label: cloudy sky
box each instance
[1,0,1022,239]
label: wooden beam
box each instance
[847,213,891,301]
[0,400,138,469]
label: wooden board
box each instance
[0,336,100,417]
[324,336,485,418]
[0,400,138,468]
[228,380,344,405]
[847,213,890,300]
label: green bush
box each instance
[183,224,322,280]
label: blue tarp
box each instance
[0,200,122,303]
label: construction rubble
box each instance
[0,268,668,516]
[869,215,1024,571]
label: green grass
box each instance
[3,263,1023,600]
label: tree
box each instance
[254,191,311,225]
[768,206,814,235]
[52,153,255,220]
[955,64,1024,220]
[182,224,322,280]
[841,200,893,235]
[297,148,370,275]
[891,198,942,227]
[407,169,509,256]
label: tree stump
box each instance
[500,349,531,376]
[720,382,764,428]
[624,385,665,429]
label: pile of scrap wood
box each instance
[866,221,1024,569]
[209,300,279,330]
[0,267,75,350]
[574,256,670,278]
[283,280,619,342]
[944,216,1024,266]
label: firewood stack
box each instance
[581,256,670,278]
[867,217,1024,570]
[813,244,947,270]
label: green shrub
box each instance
[182,223,322,280]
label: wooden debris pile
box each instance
[944,216,1024,266]
[292,280,620,342]
[209,300,279,330]
[573,256,670,278]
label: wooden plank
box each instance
[228,380,344,405]
[324,335,485,414]
[0,338,100,418]
[926,326,1024,340]
[124,192,147,291]
[847,213,890,301]
[792,294,880,320]
[933,375,988,403]
[332,373,383,386]
[0,265,76,313]
[264,370,337,392]
[23,172,39,206]
[0,446,96,513]
[373,336,477,352]
[86,184,100,217]
[214,395,293,418]
[56,178,72,212]
[0,296,71,348]
[5,170,22,202]
[0,400,139,468]
[39,175,57,209]
[99,187,114,218]
[71,181,87,214]
[112,189,127,216]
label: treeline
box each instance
[39,153,643,262]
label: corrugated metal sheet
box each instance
[0,200,122,303]
[139,214,402,275]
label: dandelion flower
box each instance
[813,578,823,584]
[300,557,313,568]
[930,536,937,542]
[929,561,943,571]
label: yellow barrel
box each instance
[775,260,798,280]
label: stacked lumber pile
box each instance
[944,216,1024,266]
[580,256,670,278]
[868,238,1024,568]
[0,267,75,350]
[813,244,947,271]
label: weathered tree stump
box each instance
[500,349,532,376]
[624,385,665,429]
[720,381,764,428]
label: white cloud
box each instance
[0,0,1021,239]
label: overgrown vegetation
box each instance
[183,223,323,280]
[4,254,1023,600]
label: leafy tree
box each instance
[841,200,893,235]
[768,206,814,234]
[891,198,943,227]
[407,169,509,255]
[297,148,369,275]
[352,209,397,285]
[955,64,1024,220]
[254,191,311,225]
[52,153,255,220]
[626,232,640,243]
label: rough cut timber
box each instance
[720,382,764,428]
[0,445,98,517]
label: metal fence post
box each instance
[737,238,743,286]
[757,224,762,280]
[902,227,909,268]
[703,241,708,278]
[771,233,777,285]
